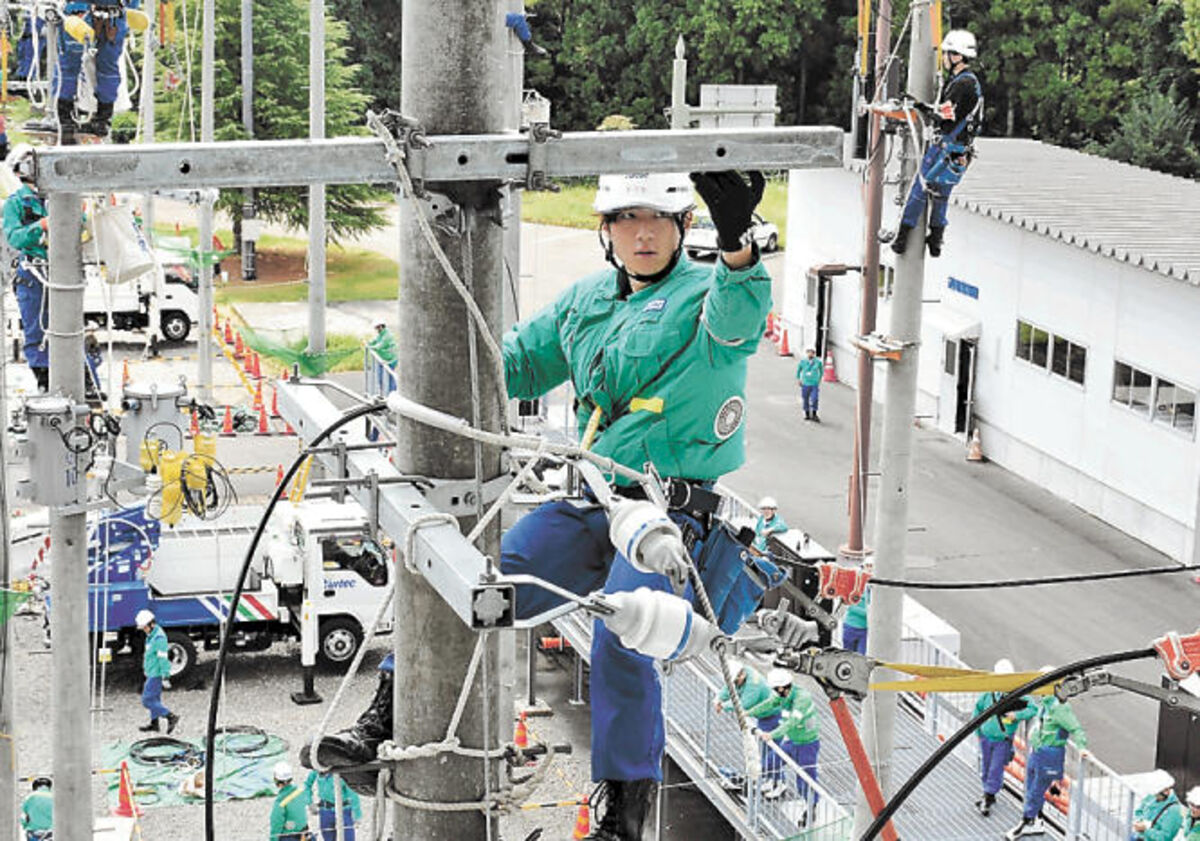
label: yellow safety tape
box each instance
[879,662,988,678]
[629,396,663,414]
[870,671,1057,695]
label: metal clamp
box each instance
[779,647,875,700]
[365,109,431,194]
[424,473,516,518]
[525,123,562,192]
[1056,670,1200,715]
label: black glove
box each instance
[689,170,766,252]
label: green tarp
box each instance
[239,324,358,378]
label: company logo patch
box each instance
[643,298,667,313]
[713,396,745,440]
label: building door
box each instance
[803,269,834,357]
[954,339,977,436]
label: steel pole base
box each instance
[838,544,874,563]
[519,699,554,718]
[291,666,323,705]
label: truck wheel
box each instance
[318,617,363,668]
[765,233,779,253]
[165,630,197,681]
[160,311,191,342]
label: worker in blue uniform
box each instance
[973,658,1036,817]
[304,169,773,841]
[53,0,141,142]
[15,13,47,91]
[3,145,50,391]
[891,29,984,258]
[304,768,361,841]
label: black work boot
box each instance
[138,718,160,733]
[31,367,48,392]
[926,225,946,257]
[890,223,913,254]
[300,670,392,796]
[55,98,78,145]
[585,779,656,840]
[78,101,114,138]
[975,793,995,816]
[165,712,180,734]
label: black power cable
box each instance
[858,646,1157,841]
[869,564,1200,590]
[204,398,386,841]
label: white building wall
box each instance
[786,164,1200,562]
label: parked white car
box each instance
[684,211,780,259]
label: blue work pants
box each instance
[842,624,867,654]
[54,10,127,103]
[900,145,954,229]
[755,713,781,776]
[1023,744,1065,819]
[800,384,820,414]
[764,738,820,803]
[13,262,48,369]
[17,17,46,80]
[502,499,705,782]
[317,806,356,841]
[141,675,171,720]
[979,735,1013,796]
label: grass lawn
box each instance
[520,176,789,248]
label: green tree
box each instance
[157,0,387,243]
[326,0,403,112]
[1102,86,1200,176]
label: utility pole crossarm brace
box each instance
[32,126,845,193]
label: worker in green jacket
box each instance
[3,145,49,390]
[269,762,309,841]
[20,776,53,841]
[1182,786,1200,840]
[973,658,1037,817]
[1130,769,1182,841]
[136,609,178,734]
[840,567,871,655]
[714,659,779,789]
[749,669,820,813]
[304,768,361,841]
[367,322,397,365]
[1007,680,1088,839]
[752,496,787,554]
[795,347,824,421]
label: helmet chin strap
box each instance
[598,214,688,294]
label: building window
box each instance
[806,273,817,307]
[1015,319,1086,385]
[943,340,956,376]
[1112,361,1194,435]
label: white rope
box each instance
[464,444,546,546]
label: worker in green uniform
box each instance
[3,144,50,391]
[973,658,1036,817]
[1007,676,1088,839]
[1129,769,1182,841]
[752,497,787,554]
[715,659,782,789]
[367,322,397,365]
[269,762,309,841]
[795,347,824,421]
[749,668,821,816]
[136,609,178,734]
[21,776,53,841]
[1182,786,1200,840]
[304,768,361,841]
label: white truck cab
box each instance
[82,257,199,343]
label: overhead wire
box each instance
[868,562,1200,590]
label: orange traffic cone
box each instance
[220,405,235,437]
[234,333,245,360]
[822,351,837,383]
[275,464,284,486]
[121,358,131,387]
[514,712,529,750]
[250,352,262,380]
[572,801,590,840]
[966,428,984,462]
[189,409,199,439]
[252,381,264,411]
[283,420,297,436]
[113,759,143,818]
[777,327,793,356]
[270,387,281,418]
[223,318,234,345]
[255,405,270,436]
[764,312,776,341]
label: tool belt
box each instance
[613,477,723,526]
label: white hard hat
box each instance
[726,658,746,678]
[993,658,1014,675]
[941,29,977,58]
[1146,769,1175,794]
[135,609,155,628]
[273,761,293,782]
[1187,786,1200,807]
[758,497,778,510]
[6,143,35,180]
[593,173,696,216]
[767,668,793,689]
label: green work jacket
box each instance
[3,185,47,260]
[1183,814,1200,840]
[843,587,870,630]
[1131,791,1182,841]
[1030,697,1087,750]
[304,769,362,819]
[753,514,788,552]
[974,691,1036,742]
[503,256,771,483]
[796,356,823,387]
[368,327,397,365]
[20,790,53,831]
[716,668,771,714]
[746,685,820,745]
[269,783,309,840]
[143,624,172,679]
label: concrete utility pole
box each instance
[241,0,256,281]
[670,36,688,130]
[0,261,15,841]
[48,193,90,841]
[393,2,506,836]
[844,0,892,558]
[853,1,936,835]
[307,0,326,354]
[139,18,156,235]
[197,0,215,399]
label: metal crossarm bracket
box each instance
[851,332,912,361]
[32,126,844,193]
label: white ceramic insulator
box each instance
[608,499,683,575]
[601,587,716,661]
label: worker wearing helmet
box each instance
[136,609,179,735]
[891,28,984,258]
[304,767,361,841]
[748,669,821,813]
[752,496,788,554]
[20,776,53,841]
[972,658,1036,817]
[840,567,871,655]
[795,347,823,421]
[1183,786,1200,840]
[714,659,782,786]
[269,762,309,841]
[3,144,50,391]
[1130,769,1182,841]
[1007,674,1087,839]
